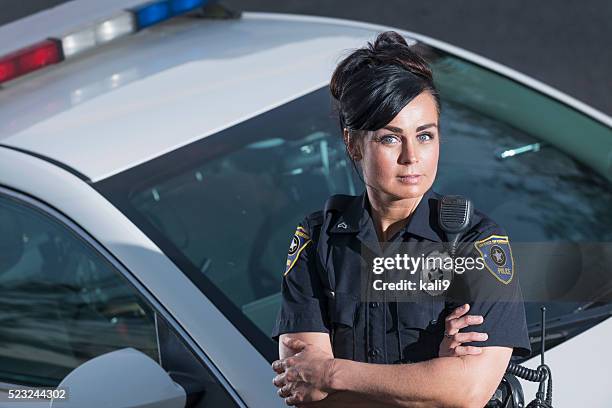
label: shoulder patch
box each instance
[473,234,514,284]
[284,226,312,276]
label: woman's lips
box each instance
[397,175,421,184]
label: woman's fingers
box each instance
[451,331,488,344]
[445,314,484,335]
[439,309,488,357]
[442,332,488,356]
[444,304,485,336]
[445,303,470,322]
[282,336,307,352]
[278,383,293,398]
[273,372,287,387]
[272,359,285,374]
[285,389,304,406]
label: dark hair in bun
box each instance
[330,30,441,135]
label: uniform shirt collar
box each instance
[330,188,444,242]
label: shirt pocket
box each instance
[398,297,445,331]
[330,292,360,360]
[396,297,446,362]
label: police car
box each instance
[0,0,611,407]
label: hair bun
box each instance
[372,31,409,50]
[363,31,432,83]
[329,29,440,130]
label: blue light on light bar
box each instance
[134,1,171,29]
[134,0,208,30]
[170,0,205,14]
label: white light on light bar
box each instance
[61,12,135,58]
[62,28,96,57]
[96,12,135,43]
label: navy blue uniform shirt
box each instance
[271,188,531,363]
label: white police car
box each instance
[0,0,611,406]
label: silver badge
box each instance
[420,250,454,296]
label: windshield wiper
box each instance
[580,284,612,310]
[527,303,612,342]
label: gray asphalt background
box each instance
[2,0,610,115]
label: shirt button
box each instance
[368,348,380,358]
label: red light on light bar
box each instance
[0,40,63,84]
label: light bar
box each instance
[0,40,63,84]
[0,0,212,85]
[134,0,206,29]
[61,12,136,58]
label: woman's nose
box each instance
[399,138,418,164]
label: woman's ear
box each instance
[343,127,350,150]
[343,128,362,161]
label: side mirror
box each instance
[51,348,186,408]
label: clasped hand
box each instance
[271,337,336,406]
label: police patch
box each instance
[474,234,514,284]
[284,226,311,276]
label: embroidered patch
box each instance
[284,226,312,276]
[473,234,514,284]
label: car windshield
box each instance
[95,50,612,362]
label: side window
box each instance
[0,194,159,386]
[0,192,240,407]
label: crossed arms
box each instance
[272,304,512,408]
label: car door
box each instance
[0,187,242,407]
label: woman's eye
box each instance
[380,135,400,144]
[417,133,433,142]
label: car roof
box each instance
[0,11,384,182]
[1,8,610,183]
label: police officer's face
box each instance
[356,91,439,199]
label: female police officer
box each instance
[270,31,531,407]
